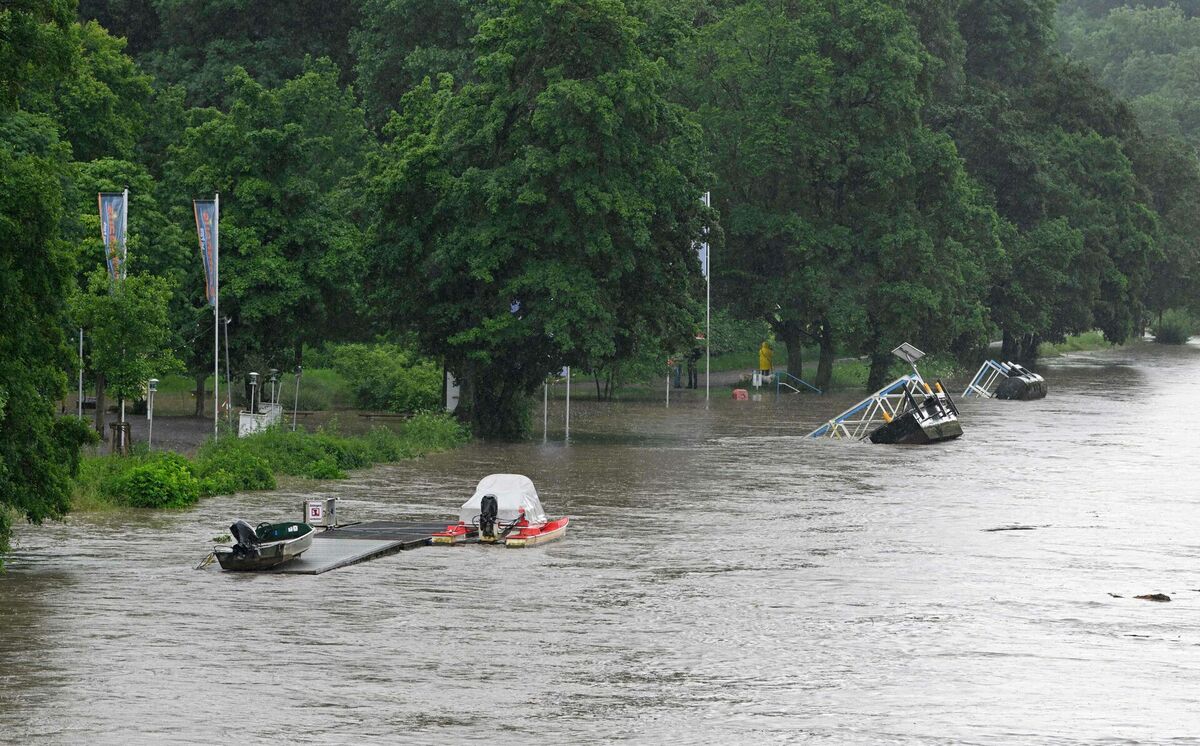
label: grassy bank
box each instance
[71,413,468,511]
[1037,331,1118,357]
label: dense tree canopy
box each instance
[369,0,708,436]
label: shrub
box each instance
[112,452,201,508]
[305,457,345,479]
[400,412,469,450]
[327,343,441,412]
[195,447,276,495]
[1154,309,1196,345]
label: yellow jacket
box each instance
[758,343,773,371]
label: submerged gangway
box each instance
[806,373,926,440]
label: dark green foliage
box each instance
[165,61,372,375]
[124,0,360,107]
[326,343,441,412]
[1153,308,1196,344]
[369,0,708,436]
[0,2,96,563]
[194,447,276,493]
[111,451,200,508]
[352,0,478,128]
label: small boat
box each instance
[993,362,1047,400]
[432,474,569,548]
[213,520,315,571]
[867,382,963,445]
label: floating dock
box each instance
[270,521,472,575]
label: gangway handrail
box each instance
[775,370,822,395]
[807,373,921,439]
[963,359,1007,398]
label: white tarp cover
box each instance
[458,474,547,525]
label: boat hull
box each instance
[504,517,569,548]
[214,525,314,571]
[868,411,963,445]
[995,375,1047,400]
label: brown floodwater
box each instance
[3,343,1199,743]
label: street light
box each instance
[248,371,259,415]
[147,378,158,450]
[268,368,280,406]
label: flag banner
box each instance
[696,191,711,279]
[194,199,218,306]
[98,192,127,281]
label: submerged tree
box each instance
[369,0,708,437]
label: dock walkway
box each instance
[271,521,467,575]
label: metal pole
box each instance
[543,382,548,442]
[77,328,84,418]
[223,316,232,427]
[565,366,571,441]
[666,371,670,408]
[147,379,157,450]
[292,366,302,431]
[213,192,220,440]
[704,191,711,406]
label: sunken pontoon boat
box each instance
[214,520,314,571]
[808,343,963,445]
[962,360,1047,400]
[433,474,569,547]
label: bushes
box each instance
[194,447,276,493]
[110,452,201,509]
[1154,309,1196,345]
[71,414,469,511]
[326,343,441,412]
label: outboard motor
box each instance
[479,494,498,539]
[230,520,260,555]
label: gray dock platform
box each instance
[271,521,469,575]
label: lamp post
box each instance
[248,371,259,415]
[292,365,302,432]
[268,368,280,406]
[147,378,158,450]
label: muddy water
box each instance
[3,344,1200,743]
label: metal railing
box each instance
[807,374,923,440]
[962,359,1009,398]
[775,370,822,395]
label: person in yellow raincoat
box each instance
[758,341,773,376]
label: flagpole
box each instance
[119,188,129,452]
[78,329,84,418]
[213,193,220,440]
[704,191,711,406]
[565,367,571,441]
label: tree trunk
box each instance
[780,327,803,380]
[94,373,106,435]
[194,373,206,417]
[815,327,835,391]
[1001,330,1018,360]
[867,351,892,391]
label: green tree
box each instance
[369,0,708,437]
[687,0,998,389]
[69,269,182,436]
[133,0,359,107]
[0,0,95,565]
[165,61,372,384]
[352,0,479,129]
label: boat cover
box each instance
[458,474,547,526]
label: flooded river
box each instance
[3,343,1200,743]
